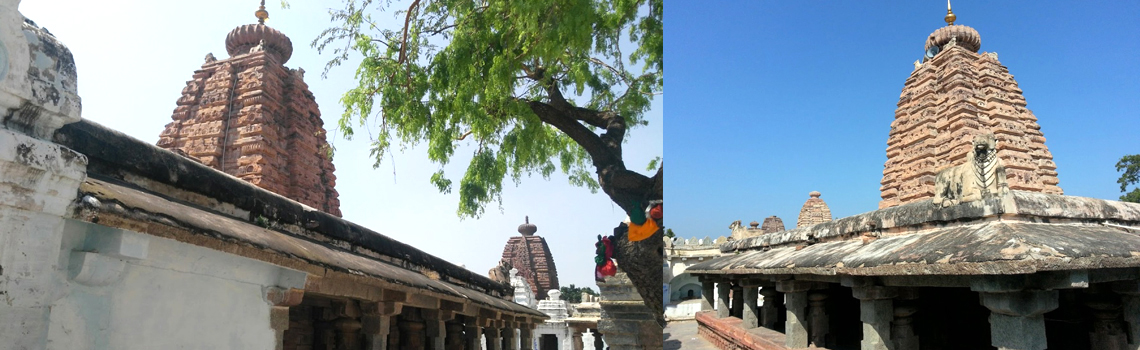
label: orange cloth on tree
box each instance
[628,219,660,242]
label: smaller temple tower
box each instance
[796,191,832,228]
[157,1,341,216]
[500,217,560,300]
[760,215,785,234]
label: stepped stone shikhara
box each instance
[500,217,560,300]
[157,16,341,216]
[879,23,1061,209]
[796,191,832,228]
[760,215,785,234]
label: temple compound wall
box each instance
[665,236,725,320]
[0,5,545,350]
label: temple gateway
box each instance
[688,7,1140,350]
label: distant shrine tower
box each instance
[500,217,560,300]
[879,3,1061,209]
[157,2,341,216]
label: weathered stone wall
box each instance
[880,38,1061,209]
[46,219,306,350]
[158,51,340,216]
[501,235,560,300]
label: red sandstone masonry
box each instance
[695,311,825,350]
[159,50,341,216]
[501,235,559,300]
[879,30,1061,209]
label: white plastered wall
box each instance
[45,219,307,350]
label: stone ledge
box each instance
[53,119,509,296]
[695,311,814,350]
[721,191,1140,254]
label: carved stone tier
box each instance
[796,191,832,228]
[158,29,340,216]
[500,233,559,300]
[880,31,1061,208]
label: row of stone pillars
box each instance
[700,278,1140,350]
[268,288,540,350]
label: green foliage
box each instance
[316,0,663,218]
[1118,154,1140,203]
[664,228,674,238]
[646,156,661,171]
[559,284,597,303]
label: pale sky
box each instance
[19,0,662,291]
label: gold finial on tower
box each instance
[255,0,269,24]
[944,0,956,26]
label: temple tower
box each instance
[157,2,341,216]
[879,8,1061,208]
[760,215,785,234]
[796,191,832,228]
[500,217,560,300]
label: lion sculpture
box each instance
[932,133,1010,208]
[488,259,513,286]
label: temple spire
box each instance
[255,0,269,24]
[945,0,956,26]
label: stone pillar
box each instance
[265,287,305,350]
[701,280,716,311]
[1085,287,1129,350]
[596,271,662,349]
[519,325,534,350]
[979,290,1059,350]
[484,327,502,350]
[423,309,448,350]
[400,311,428,350]
[759,286,780,329]
[731,284,745,317]
[0,4,87,346]
[853,286,897,350]
[809,289,830,347]
[464,318,483,350]
[742,285,760,329]
[502,326,517,350]
[445,321,465,350]
[716,281,732,318]
[572,330,585,350]
[778,280,813,348]
[331,300,363,350]
[1112,281,1140,350]
[892,288,920,350]
[363,302,402,350]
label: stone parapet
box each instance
[694,311,799,350]
[597,272,663,349]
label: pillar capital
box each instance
[853,286,898,301]
[777,280,814,293]
[979,290,1058,317]
[978,290,1059,350]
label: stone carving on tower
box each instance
[156,2,341,216]
[879,7,1060,209]
[760,215,785,234]
[500,217,560,300]
[796,191,832,229]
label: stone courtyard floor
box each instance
[664,320,718,350]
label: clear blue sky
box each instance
[19,0,661,291]
[665,1,1139,240]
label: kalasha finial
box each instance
[255,0,269,24]
[944,0,956,26]
[518,216,537,236]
